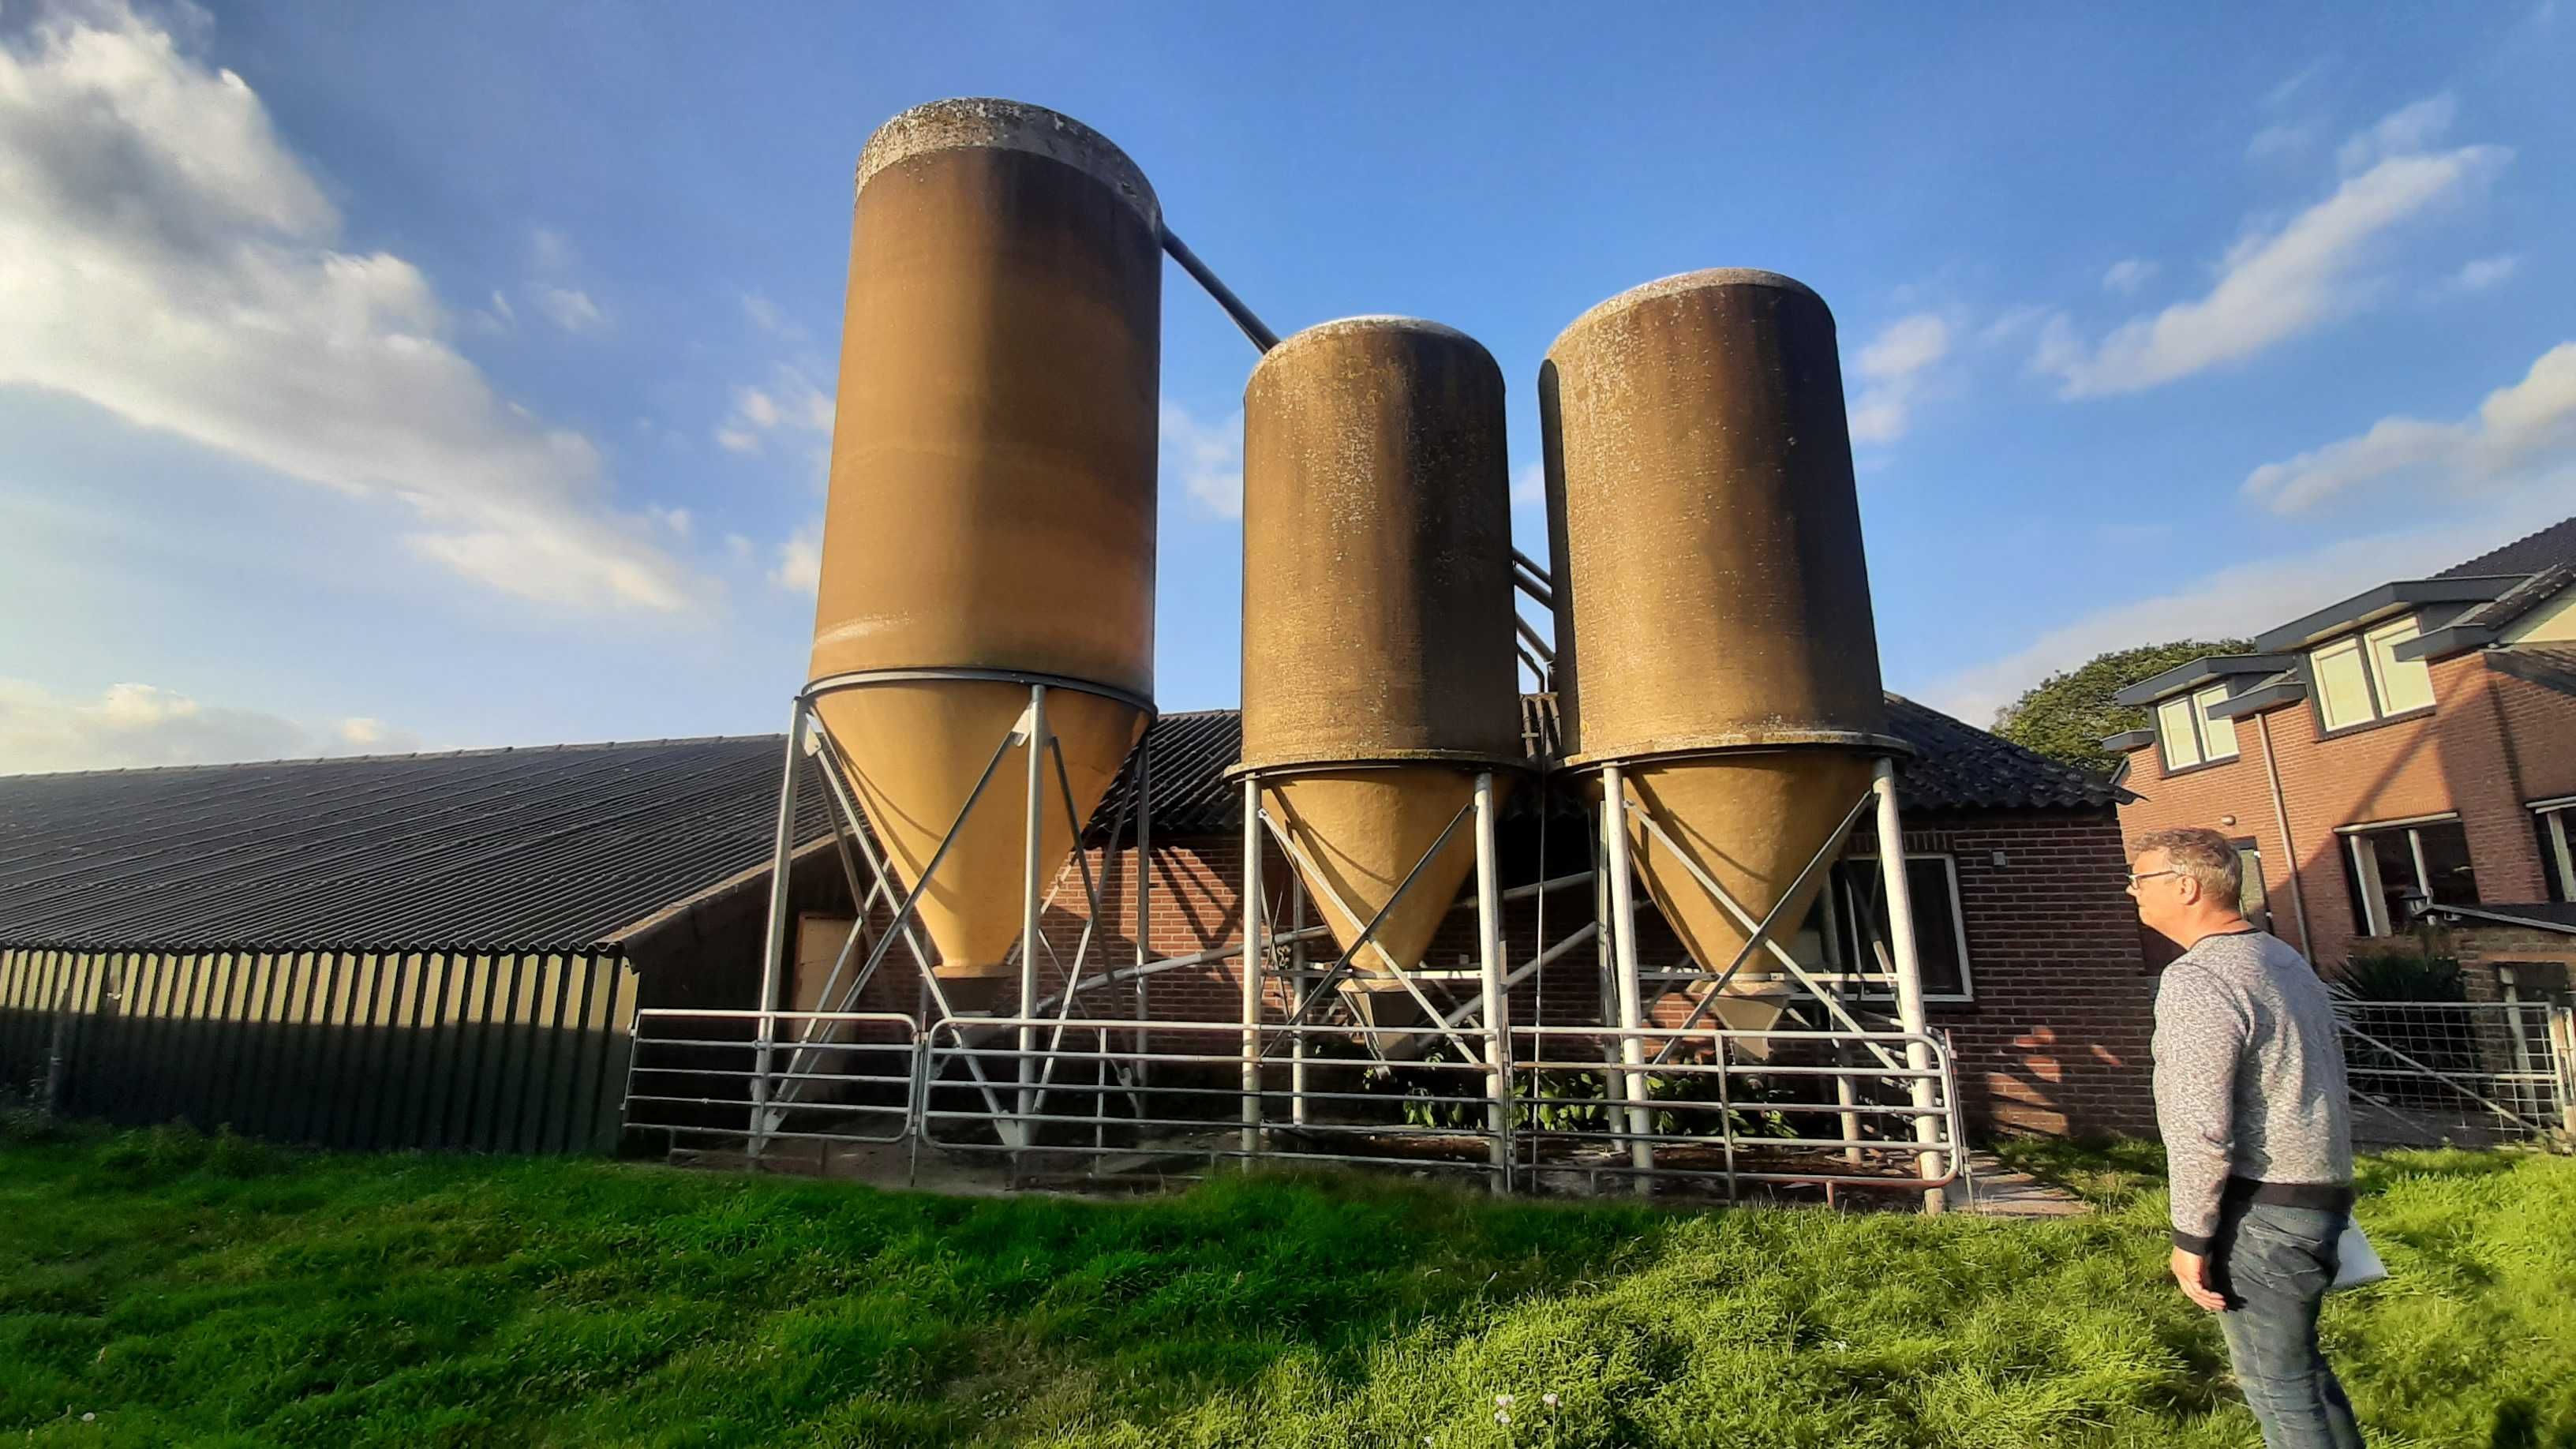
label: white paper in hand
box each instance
[2330,1222,2387,1291]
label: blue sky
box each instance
[3,1,2572,771]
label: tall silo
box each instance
[808,99,1160,1010]
[1542,270,1907,994]
[1234,318,1522,998]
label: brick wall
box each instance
[676,802,2159,1140]
[2447,920,2576,1003]
[1901,811,2157,1136]
[2117,653,2573,972]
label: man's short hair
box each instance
[2134,826,2243,906]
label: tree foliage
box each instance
[1993,638,2255,777]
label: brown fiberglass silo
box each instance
[1235,318,1522,983]
[809,99,1160,1005]
[1543,269,1906,982]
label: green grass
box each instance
[3,1121,2572,1447]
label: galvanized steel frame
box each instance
[698,673,1962,1208]
[746,668,1159,1157]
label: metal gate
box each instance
[622,1008,1968,1201]
[2335,997,2574,1148]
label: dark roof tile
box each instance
[2436,516,2576,579]
[0,737,823,953]
[2,693,2119,953]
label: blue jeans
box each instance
[2214,1199,2364,1449]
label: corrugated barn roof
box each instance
[0,736,824,953]
[0,695,2115,953]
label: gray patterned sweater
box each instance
[2150,930,2354,1252]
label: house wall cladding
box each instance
[0,945,637,1153]
[779,805,2155,1137]
[2119,653,2576,972]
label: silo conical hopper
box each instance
[1234,319,1522,1010]
[1542,271,1908,1009]
[810,99,1160,1010]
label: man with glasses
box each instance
[2132,826,2361,1449]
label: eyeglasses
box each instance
[2125,869,2179,891]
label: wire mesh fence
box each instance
[2333,997,2571,1148]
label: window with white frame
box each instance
[2534,799,2576,904]
[1798,854,1973,1000]
[2154,683,2239,770]
[2340,814,2480,936]
[2311,615,2437,732]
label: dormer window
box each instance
[2311,615,2436,732]
[2155,684,2237,770]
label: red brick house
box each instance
[2106,516,2576,975]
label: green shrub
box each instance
[2338,950,2467,1002]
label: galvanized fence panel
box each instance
[0,946,638,1152]
[623,1008,921,1163]
[1511,1023,1963,1200]
[623,1009,1964,1202]
[2335,998,2570,1148]
[921,1016,1511,1185]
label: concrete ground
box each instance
[1944,1149,2090,1217]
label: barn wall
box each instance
[0,945,637,1153]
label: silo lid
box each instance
[857,97,1160,230]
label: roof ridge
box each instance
[2436,514,2576,579]
[2,733,771,783]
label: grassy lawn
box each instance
[3,1121,2571,1447]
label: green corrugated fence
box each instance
[0,946,638,1153]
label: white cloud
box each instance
[1915,511,2567,727]
[1847,313,1950,444]
[530,283,606,334]
[2263,59,2328,110]
[739,290,805,343]
[1978,305,2049,346]
[0,2,698,613]
[2246,122,2322,163]
[2443,254,2520,294]
[1859,313,1949,377]
[529,227,575,273]
[2242,341,2576,513]
[2338,93,2456,174]
[1160,398,1242,519]
[646,504,693,537]
[1511,460,1546,507]
[0,678,421,774]
[487,290,515,324]
[724,532,754,561]
[2102,258,2159,295]
[2036,142,2507,397]
[770,521,823,592]
[713,366,833,454]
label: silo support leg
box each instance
[1872,758,1947,1215]
[748,703,808,1158]
[1241,777,1264,1158]
[1473,772,1512,1192]
[1601,764,1655,1192]
[1289,877,1309,1129]
[1016,685,1050,1155]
